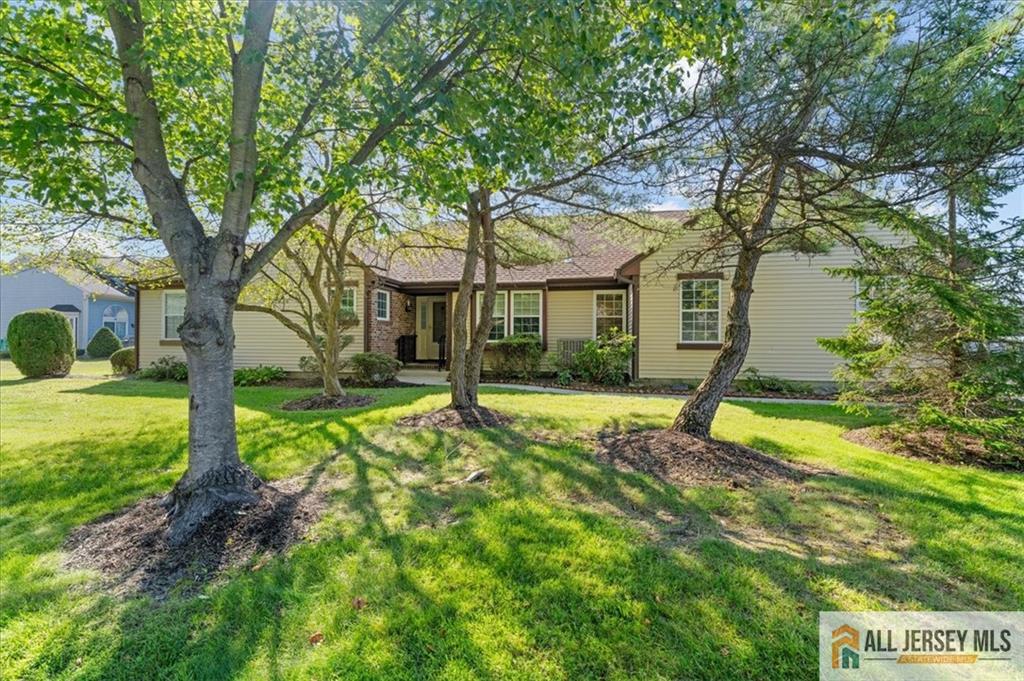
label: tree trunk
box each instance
[320,297,346,397]
[672,245,762,439]
[321,351,345,396]
[450,193,482,409]
[464,189,497,404]
[162,281,260,545]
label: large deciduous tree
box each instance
[0,0,741,541]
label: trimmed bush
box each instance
[139,355,188,381]
[490,333,543,379]
[351,352,401,386]
[234,365,286,386]
[86,326,123,358]
[7,309,75,378]
[110,347,136,375]
[570,330,635,385]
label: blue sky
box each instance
[650,185,1024,223]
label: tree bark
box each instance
[464,189,498,404]
[671,245,761,438]
[450,192,483,409]
[162,279,260,544]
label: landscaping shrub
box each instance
[86,327,122,358]
[110,347,136,375]
[7,309,75,378]
[571,331,634,385]
[234,365,286,386]
[735,367,814,395]
[350,352,401,386]
[489,333,543,379]
[139,355,188,381]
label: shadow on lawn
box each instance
[7,382,1022,678]
[54,441,1023,675]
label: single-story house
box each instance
[0,266,135,351]
[135,211,874,384]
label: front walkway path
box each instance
[397,368,841,405]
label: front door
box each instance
[415,296,447,360]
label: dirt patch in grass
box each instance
[398,406,512,429]
[280,394,376,411]
[63,476,328,600]
[843,426,1021,471]
[595,428,819,488]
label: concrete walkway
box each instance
[397,368,841,405]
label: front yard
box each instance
[1,360,1022,680]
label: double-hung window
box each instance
[375,289,390,321]
[594,291,626,337]
[340,287,357,316]
[163,291,186,340]
[511,291,541,335]
[679,279,721,343]
[476,291,507,340]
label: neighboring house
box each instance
[135,211,871,384]
[0,267,136,351]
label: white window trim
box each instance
[340,287,358,317]
[678,279,722,344]
[475,290,509,341]
[510,289,543,337]
[592,289,627,339]
[375,289,391,321]
[853,279,865,313]
[162,290,186,340]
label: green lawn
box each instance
[1,360,1022,680]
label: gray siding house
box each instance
[0,267,135,351]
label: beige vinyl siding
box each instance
[546,289,596,345]
[451,288,602,370]
[137,285,365,373]
[637,231,883,382]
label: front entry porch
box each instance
[395,294,448,367]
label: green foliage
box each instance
[570,330,635,385]
[350,352,401,386]
[6,309,75,378]
[489,333,543,379]
[735,368,814,396]
[233,365,286,387]
[109,347,136,375]
[139,356,188,382]
[86,327,122,358]
[821,217,1024,463]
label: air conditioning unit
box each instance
[556,338,588,363]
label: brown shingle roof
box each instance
[360,211,688,285]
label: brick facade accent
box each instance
[364,273,415,357]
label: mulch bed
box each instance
[595,428,819,488]
[398,406,513,429]
[269,376,418,389]
[280,394,377,411]
[843,426,1021,471]
[491,377,837,401]
[63,477,328,600]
